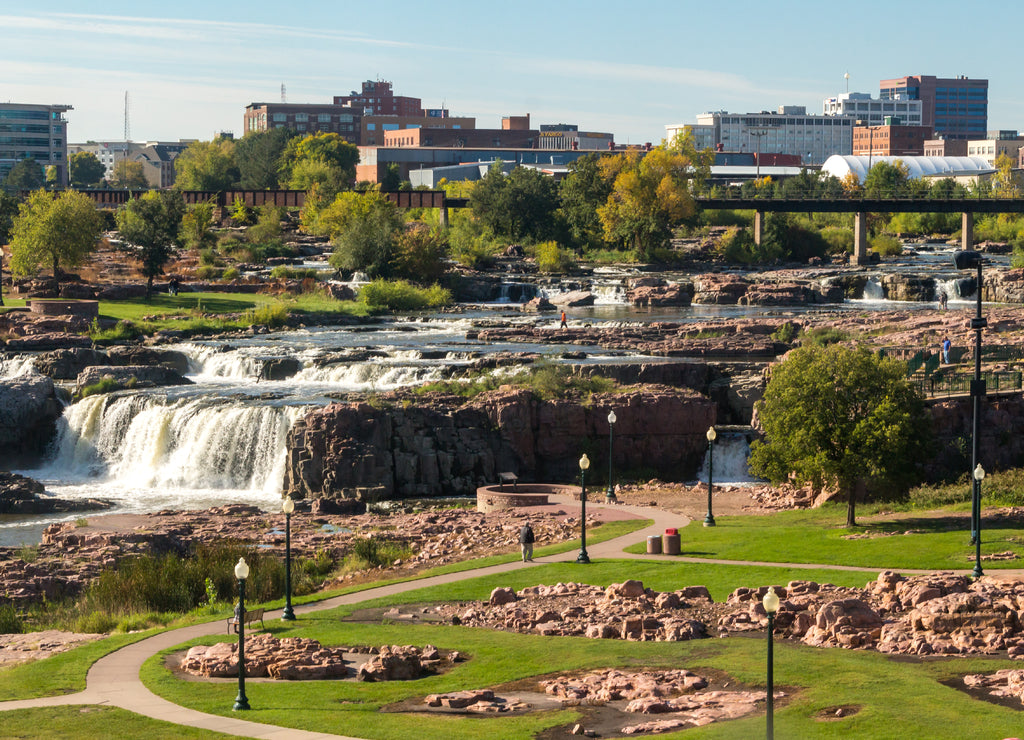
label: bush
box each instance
[198,249,221,266]
[221,267,240,280]
[195,265,224,280]
[820,226,854,254]
[73,610,118,634]
[78,376,122,399]
[771,322,799,343]
[245,303,288,328]
[270,266,320,280]
[534,241,576,274]
[801,327,849,346]
[871,234,903,257]
[359,279,451,311]
[0,604,23,634]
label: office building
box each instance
[0,103,72,186]
[823,92,923,127]
[243,103,363,144]
[879,75,988,140]
[966,131,1024,167]
[852,123,931,157]
[333,80,423,117]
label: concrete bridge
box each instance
[695,195,1024,265]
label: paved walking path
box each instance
[0,496,1004,738]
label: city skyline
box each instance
[3,1,1021,146]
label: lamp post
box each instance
[954,250,986,546]
[281,496,296,621]
[606,410,617,503]
[973,464,985,579]
[704,426,717,527]
[233,557,250,711]
[577,454,591,564]
[763,586,780,740]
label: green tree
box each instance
[174,138,238,191]
[863,160,910,198]
[179,201,218,252]
[993,153,1021,198]
[666,126,715,194]
[280,132,358,197]
[0,191,19,305]
[389,222,448,283]
[69,152,106,187]
[115,190,186,297]
[559,154,614,250]
[9,190,103,292]
[326,191,404,277]
[3,158,45,192]
[470,163,559,243]
[234,128,295,190]
[109,159,149,190]
[597,147,697,260]
[748,344,930,527]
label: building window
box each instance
[295,113,308,122]
[318,114,331,122]
[272,114,287,122]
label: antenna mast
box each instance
[124,91,131,141]
[281,84,286,103]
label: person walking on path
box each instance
[560,310,568,329]
[939,291,948,310]
[520,521,535,562]
[942,336,951,364]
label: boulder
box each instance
[106,346,191,374]
[0,373,63,462]
[32,348,110,380]
[75,365,193,392]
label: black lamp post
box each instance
[704,426,717,527]
[606,410,617,503]
[281,496,296,621]
[954,250,986,546]
[233,557,250,711]
[577,453,591,564]
[973,464,985,579]
[763,585,780,740]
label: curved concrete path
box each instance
[0,496,996,738]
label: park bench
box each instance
[498,472,518,491]
[226,607,265,634]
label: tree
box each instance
[69,152,106,187]
[280,132,358,197]
[174,138,238,191]
[179,201,218,252]
[9,190,103,292]
[234,128,295,190]
[115,190,186,297]
[748,344,931,527]
[469,163,559,243]
[597,147,697,260]
[863,160,910,198]
[325,191,404,277]
[993,153,1021,198]
[389,222,448,283]
[666,126,715,194]
[0,192,19,305]
[3,158,45,192]
[109,159,149,190]
[559,154,614,250]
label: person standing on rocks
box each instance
[942,336,951,364]
[560,310,568,329]
[520,521,535,562]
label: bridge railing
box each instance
[914,370,1023,398]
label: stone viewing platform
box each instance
[476,483,577,513]
[27,299,99,319]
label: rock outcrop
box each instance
[0,373,64,463]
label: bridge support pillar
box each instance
[853,212,869,265]
[440,206,449,229]
[962,211,974,250]
[753,210,764,246]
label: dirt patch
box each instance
[814,704,863,721]
[0,630,106,669]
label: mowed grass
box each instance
[140,558,1024,740]
[621,503,1024,571]
[0,706,245,739]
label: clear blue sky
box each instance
[3,1,1021,145]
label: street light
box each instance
[233,557,251,711]
[954,250,986,547]
[763,586,780,740]
[606,410,617,503]
[704,426,717,527]
[577,454,591,564]
[973,464,985,579]
[281,496,296,621]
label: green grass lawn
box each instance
[0,706,245,739]
[140,559,1024,740]
[622,504,1024,571]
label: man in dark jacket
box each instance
[520,521,535,562]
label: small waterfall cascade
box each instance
[495,282,538,304]
[696,432,764,485]
[0,355,36,379]
[294,362,444,389]
[45,392,303,493]
[862,278,885,301]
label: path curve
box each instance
[0,497,1001,738]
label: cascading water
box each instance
[0,354,36,378]
[862,278,885,301]
[696,433,764,485]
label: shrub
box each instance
[198,249,221,266]
[73,610,118,634]
[771,322,799,343]
[245,303,289,328]
[801,327,849,346]
[195,265,224,280]
[359,279,451,311]
[0,604,23,634]
[78,376,122,399]
[871,234,903,257]
[820,226,854,254]
[221,267,240,281]
[534,241,576,274]
[270,266,320,280]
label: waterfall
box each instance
[45,392,301,493]
[862,278,885,301]
[294,362,443,389]
[696,433,764,485]
[0,355,36,378]
[180,343,270,380]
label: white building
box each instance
[822,92,924,127]
[667,106,854,166]
[0,103,72,186]
[965,132,1024,166]
[821,155,994,184]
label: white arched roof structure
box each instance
[820,155,995,184]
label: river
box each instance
[0,245,1005,545]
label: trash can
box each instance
[662,530,681,555]
[646,535,662,554]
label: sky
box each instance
[3,1,1022,146]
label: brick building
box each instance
[852,123,932,157]
[333,80,423,117]
[879,75,988,140]
[243,103,363,144]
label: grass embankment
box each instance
[141,559,1024,740]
